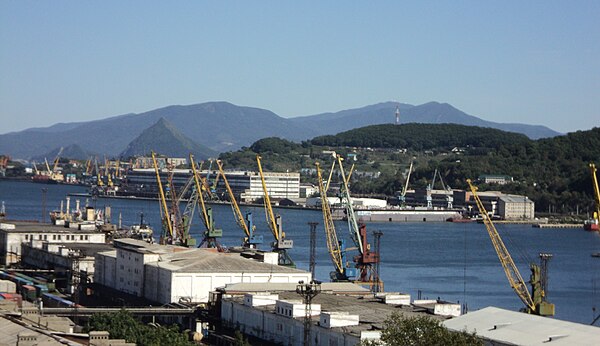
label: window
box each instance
[85,235,89,240]
[80,235,84,240]
[57,235,61,240]
[25,235,28,240]
[53,235,56,240]
[38,235,42,240]
[44,235,47,240]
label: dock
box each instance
[532,223,583,229]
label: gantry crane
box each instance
[337,155,382,291]
[467,179,554,316]
[256,155,294,266]
[315,161,356,281]
[584,163,600,231]
[216,160,262,248]
[191,155,223,249]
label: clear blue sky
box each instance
[1,1,599,134]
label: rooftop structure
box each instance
[220,289,458,346]
[443,306,600,345]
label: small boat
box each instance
[583,219,599,232]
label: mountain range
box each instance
[0,101,562,160]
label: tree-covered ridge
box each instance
[311,123,532,150]
[219,126,600,215]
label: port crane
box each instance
[398,161,413,206]
[467,179,554,316]
[190,155,223,249]
[584,163,600,231]
[336,155,382,291]
[216,160,262,248]
[256,155,294,266]
[150,152,195,246]
[315,161,356,281]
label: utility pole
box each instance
[308,222,318,279]
[296,280,321,346]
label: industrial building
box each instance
[216,283,460,346]
[94,239,312,305]
[0,221,106,266]
[443,306,600,345]
[122,168,300,202]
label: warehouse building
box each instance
[94,239,312,305]
[0,221,106,266]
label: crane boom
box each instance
[467,179,537,312]
[316,162,344,275]
[151,151,173,243]
[191,154,223,248]
[256,155,280,241]
[216,160,249,237]
[337,155,363,254]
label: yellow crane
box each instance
[467,179,554,316]
[584,163,600,231]
[256,155,294,266]
[191,154,223,249]
[316,161,357,281]
[151,151,173,244]
[216,160,262,248]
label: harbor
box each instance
[0,180,599,326]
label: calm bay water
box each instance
[1,180,600,325]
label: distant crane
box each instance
[584,163,600,231]
[216,160,262,248]
[398,161,413,206]
[256,155,294,266]
[467,179,554,316]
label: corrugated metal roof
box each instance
[443,306,600,345]
[220,282,370,294]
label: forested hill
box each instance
[220,125,600,214]
[310,123,532,150]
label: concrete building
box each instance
[443,306,600,345]
[497,195,535,220]
[218,286,460,346]
[478,174,514,185]
[21,242,112,293]
[0,221,106,266]
[94,239,312,305]
[123,168,300,202]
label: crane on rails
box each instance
[256,155,294,267]
[584,163,600,231]
[336,155,382,291]
[190,155,223,249]
[467,179,554,316]
[315,161,357,281]
[216,160,262,248]
[151,151,173,245]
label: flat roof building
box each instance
[94,239,312,305]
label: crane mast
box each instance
[316,161,356,281]
[256,155,294,266]
[585,163,600,231]
[467,179,554,316]
[216,160,262,248]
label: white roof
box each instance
[443,306,600,345]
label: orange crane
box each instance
[336,155,382,291]
[256,155,294,266]
[584,163,600,231]
[467,179,554,316]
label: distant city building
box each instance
[478,174,513,185]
